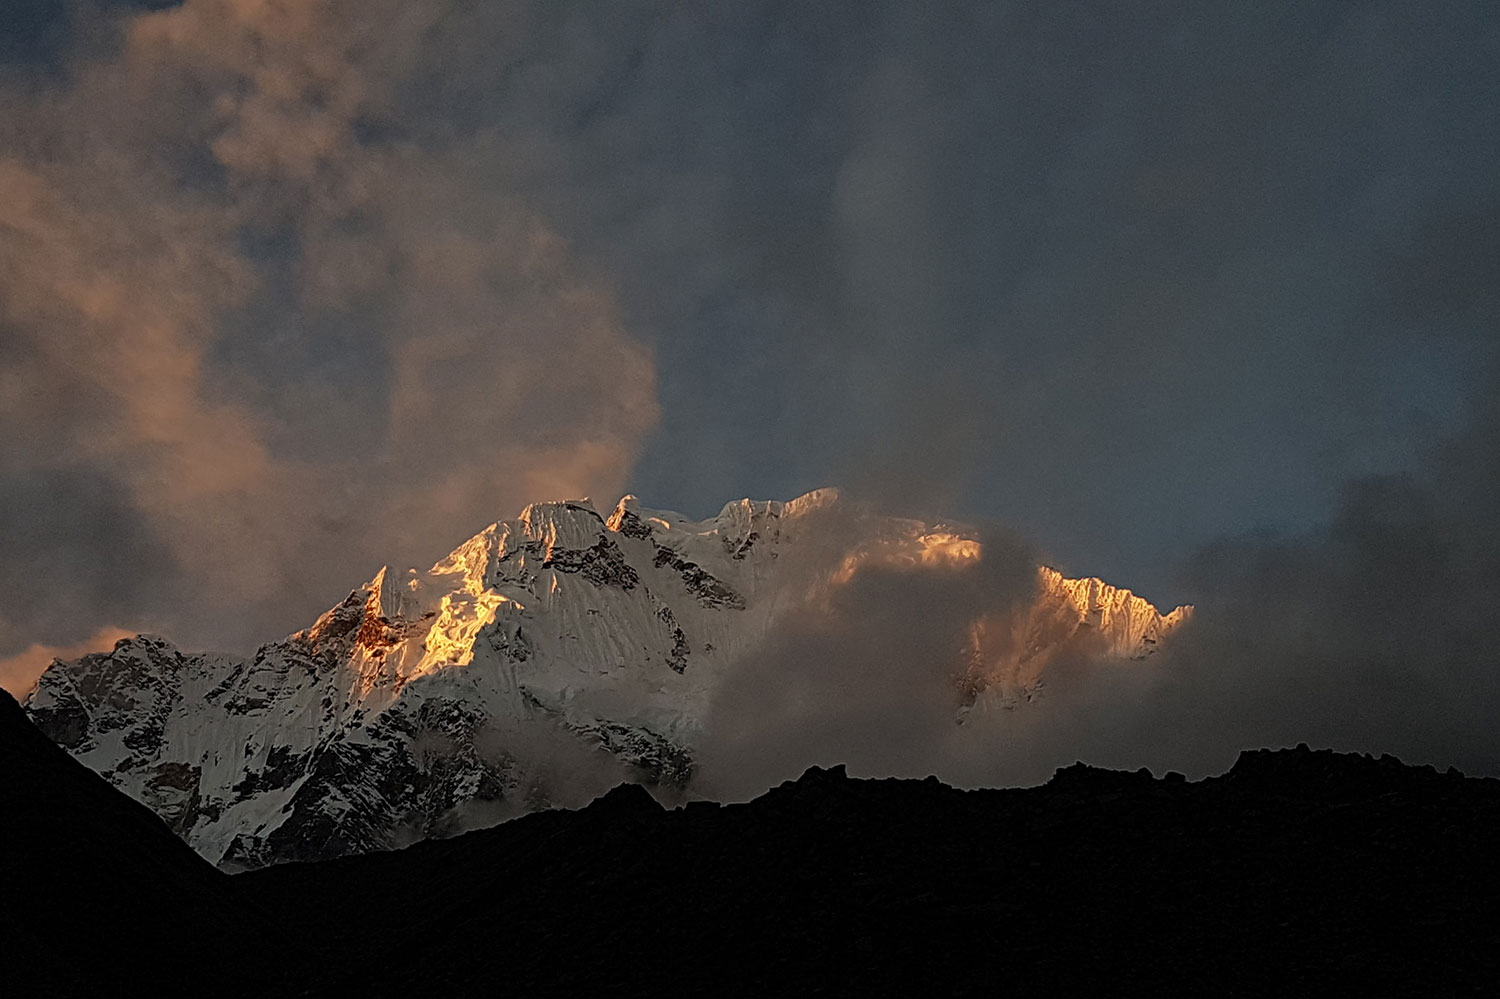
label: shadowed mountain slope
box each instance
[5,687,1497,995]
[240,748,1500,996]
[0,690,286,995]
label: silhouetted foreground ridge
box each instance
[4,687,1497,996]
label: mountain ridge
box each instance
[6,685,1496,996]
[24,489,1190,868]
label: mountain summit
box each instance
[24,490,1189,868]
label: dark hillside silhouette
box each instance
[5,688,1497,996]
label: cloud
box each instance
[696,373,1500,792]
[503,2,1499,602]
[1069,379,1500,777]
[1144,386,1500,775]
[2,0,1497,778]
[694,500,1056,798]
[0,0,659,675]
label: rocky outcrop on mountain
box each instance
[25,490,1190,868]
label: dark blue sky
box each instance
[1,2,1497,667]
[443,3,1497,605]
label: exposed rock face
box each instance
[24,490,1189,869]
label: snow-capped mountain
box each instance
[23,490,1189,869]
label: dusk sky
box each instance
[2,2,1497,714]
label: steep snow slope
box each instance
[24,490,1189,868]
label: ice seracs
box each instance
[24,489,1190,868]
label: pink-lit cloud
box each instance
[0,1,659,681]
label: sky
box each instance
[1,2,1497,715]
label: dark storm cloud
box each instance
[0,0,180,66]
[1041,378,1500,779]
[695,382,1500,793]
[0,465,174,653]
[661,0,1498,787]
[491,2,1499,602]
[0,0,67,65]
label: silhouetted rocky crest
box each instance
[0,691,286,996]
[5,692,1496,996]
